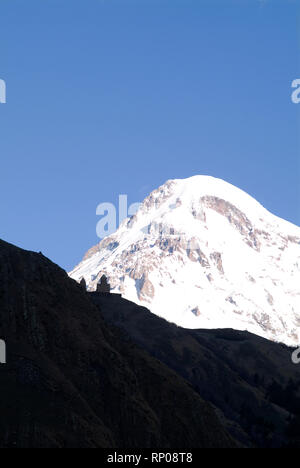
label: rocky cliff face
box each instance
[0,239,235,448]
[70,176,300,346]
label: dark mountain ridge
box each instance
[0,239,235,448]
[90,294,300,448]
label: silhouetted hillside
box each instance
[91,294,300,448]
[0,239,235,448]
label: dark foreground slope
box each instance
[0,239,235,448]
[91,294,300,448]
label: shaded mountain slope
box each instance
[0,239,235,448]
[90,294,300,448]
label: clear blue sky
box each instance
[0,0,299,271]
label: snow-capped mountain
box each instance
[69,176,300,346]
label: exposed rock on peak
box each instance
[70,176,300,346]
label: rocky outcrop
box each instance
[210,252,224,274]
[192,307,201,317]
[201,196,261,251]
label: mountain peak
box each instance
[70,176,300,346]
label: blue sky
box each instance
[0,0,299,270]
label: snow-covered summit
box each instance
[70,176,300,346]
